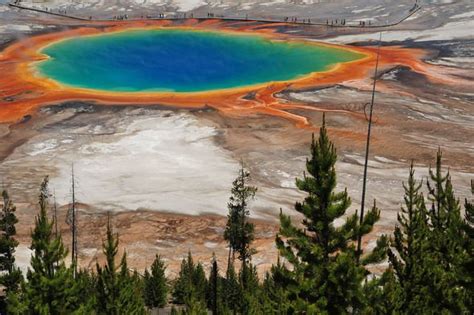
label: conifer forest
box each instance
[0,118,472,314]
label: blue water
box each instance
[37,29,363,93]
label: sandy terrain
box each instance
[0,0,473,276]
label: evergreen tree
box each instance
[261,258,290,314]
[207,254,221,315]
[373,152,472,313]
[23,177,83,314]
[361,267,400,315]
[423,150,469,312]
[222,262,240,314]
[239,263,261,314]
[461,180,473,310]
[224,165,257,269]
[181,296,208,315]
[275,116,387,313]
[74,268,97,313]
[385,163,431,312]
[5,286,28,315]
[173,252,207,307]
[0,190,23,312]
[117,254,146,314]
[143,254,168,308]
[96,215,146,314]
[193,263,207,303]
[96,215,120,315]
[173,253,193,305]
[223,164,258,312]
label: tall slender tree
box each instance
[173,252,193,305]
[386,163,430,312]
[96,215,119,315]
[23,177,82,314]
[461,180,473,309]
[423,150,469,313]
[0,190,23,313]
[117,254,146,314]
[239,262,261,314]
[222,259,240,314]
[96,214,145,314]
[224,164,258,311]
[65,165,78,278]
[275,115,387,313]
[207,254,220,315]
[224,164,257,269]
[173,252,207,307]
[143,254,168,309]
[193,262,207,303]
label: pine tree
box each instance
[143,254,168,308]
[224,165,257,269]
[222,262,240,313]
[275,116,387,313]
[223,163,258,312]
[74,268,97,313]
[377,152,472,313]
[461,180,473,309]
[96,215,120,315]
[0,190,23,312]
[239,263,261,314]
[261,258,290,314]
[193,262,207,303]
[385,163,430,312]
[181,296,208,315]
[96,215,146,314]
[173,253,193,305]
[207,254,220,315]
[117,254,146,314]
[173,252,207,307]
[23,177,82,314]
[362,266,400,315]
[5,286,28,315]
[423,150,469,312]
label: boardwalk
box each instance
[8,2,421,30]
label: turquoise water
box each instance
[37,29,363,93]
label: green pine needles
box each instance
[21,177,85,314]
[1,116,472,314]
[96,215,146,315]
[224,164,257,267]
[0,190,22,313]
[275,115,387,314]
[143,254,168,309]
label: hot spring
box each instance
[36,29,364,93]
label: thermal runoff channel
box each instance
[36,29,364,93]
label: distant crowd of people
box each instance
[326,18,346,26]
[114,14,129,20]
[7,6,375,28]
[284,17,312,24]
[10,0,420,28]
[16,4,69,16]
[282,17,357,27]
